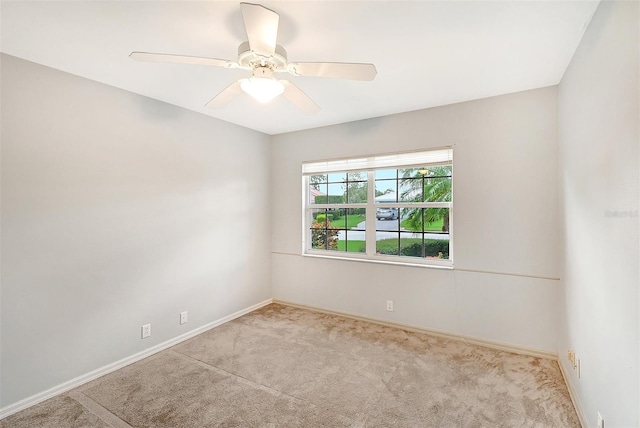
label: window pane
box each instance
[327,172,346,182]
[375,169,396,180]
[398,208,449,233]
[422,177,452,202]
[400,207,421,232]
[310,223,327,250]
[313,170,370,205]
[347,171,367,181]
[375,182,396,202]
[346,180,368,203]
[399,178,422,202]
[327,183,344,204]
[399,232,422,258]
[398,169,423,202]
[309,181,327,204]
[331,208,346,225]
[343,230,366,253]
[318,209,344,228]
[376,233,399,255]
[398,168,421,178]
[425,237,450,260]
[335,209,365,252]
[424,207,449,259]
[423,207,449,233]
[310,174,327,184]
[375,169,397,203]
[310,210,339,250]
[344,209,366,230]
[311,208,324,222]
[376,210,400,230]
[310,228,327,250]
[427,165,452,177]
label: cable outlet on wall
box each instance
[386,300,394,312]
[180,311,188,325]
[576,357,581,379]
[597,411,604,428]
[141,323,151,339]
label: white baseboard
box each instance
[0,298,273,420]
[558,359,587,428]
[273,299,557,360]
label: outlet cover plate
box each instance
[142,324,151,339]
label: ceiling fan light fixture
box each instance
[240,68,284,103]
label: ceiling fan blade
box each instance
[240,3,279,57]
[288,62,377,81]
[205,80,243,109]
[130,52,237,68]
[281,80,320,115]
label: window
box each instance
[303,148,453,267]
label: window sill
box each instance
[302,252,454,270]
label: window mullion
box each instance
[365,170,376,255]
[302,176,308,253]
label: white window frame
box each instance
[302,147,453,268]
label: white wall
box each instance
[271,87,560,354]
[0,54,271,408]
[558,1,639,427]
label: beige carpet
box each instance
[2,303,580,427]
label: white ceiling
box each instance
[1,1,599,135]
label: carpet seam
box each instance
[167,348,368,425]
[67,391,133,428]
[167,349,307,404]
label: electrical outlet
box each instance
[597,412,604,428]
[180,311,188,325]
[141,323,151,339]
[386,300,394,311]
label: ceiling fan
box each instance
[130,2,377,114]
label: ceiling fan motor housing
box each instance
[237,41,288,72]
